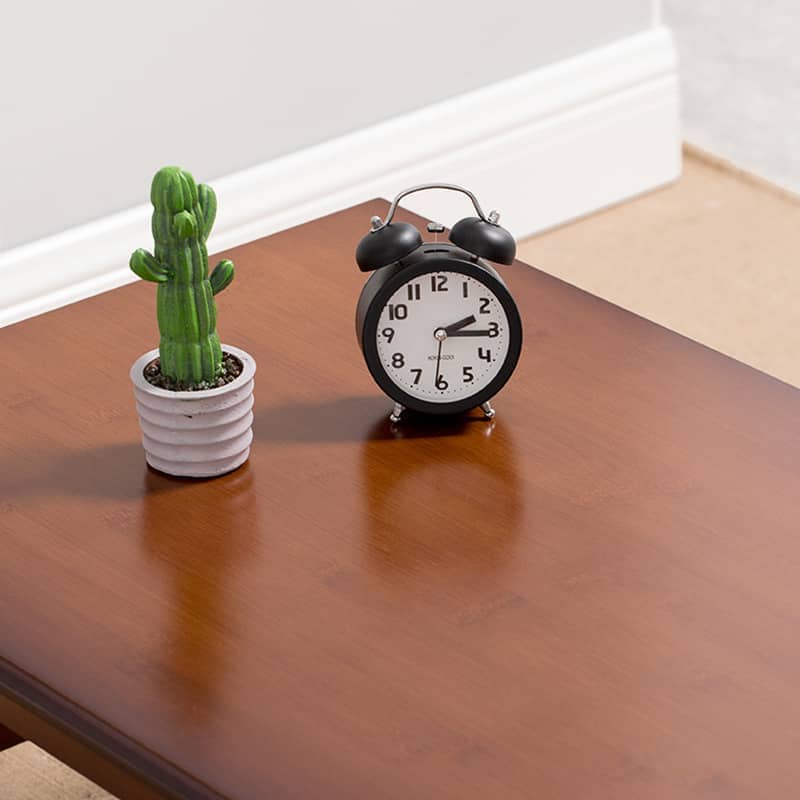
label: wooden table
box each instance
[2,201,800,799]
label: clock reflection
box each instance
[360,412,522,576]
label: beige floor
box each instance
[0,743,114,799]
[519,145,800,388]
[2,145,799,799]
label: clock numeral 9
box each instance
[478,347,492,363]
[462,366,474,383]
[392,353,405,368]
[410,368,422,385]
[388,304,408,320]
[488,322,499,338]
[431,274,448,292]
[381,327,395,343]
[479,297,491,314]
[435,375,449,390]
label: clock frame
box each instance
[356,244,522,417]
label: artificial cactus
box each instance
[130,166,234,385]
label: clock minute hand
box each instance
[443,315,476,335]
[447,328,492,337]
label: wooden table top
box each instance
[2,201,800,800]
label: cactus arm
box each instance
[209,259,235,295]
[172,210,197,240]
[130,248,170,282]
[197,183,217,241]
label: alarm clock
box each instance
[355,183,522,423]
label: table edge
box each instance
[0,656,227,800]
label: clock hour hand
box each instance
[442,315,476,335]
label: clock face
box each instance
[374,270,512,404]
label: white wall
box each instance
[2,0,654,250]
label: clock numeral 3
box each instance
[431,275,448,292]
[488,322,499,338]
[392,353,405,368]
[410,368,422,385]
[478,347,492,363]
[388,304,408,320]
[381,327,395,343]
[407,283,421,301]
[462,366,474,383]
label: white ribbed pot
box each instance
[130,344,256,478]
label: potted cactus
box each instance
[129,166,256,477]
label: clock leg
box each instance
[389,402,406,424]
[480,400,496,420]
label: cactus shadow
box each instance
[1,440,192,501]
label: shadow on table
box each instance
[253,394,500,443]
[0,440,173,501]
[253,395,390,443]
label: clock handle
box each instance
[371,183,499,231]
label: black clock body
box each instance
[355,243,523,416]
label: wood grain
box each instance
[2,200,800,799]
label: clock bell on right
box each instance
[354,183,523,423]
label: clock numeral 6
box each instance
[462,366,474,383]
[435,375,449,390]
[381,327,395,343]
[388,304,408,321]
[478,347,492,363]
[410,368,422,385]
[392,353,405,368]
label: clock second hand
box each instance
[433,332,445,388]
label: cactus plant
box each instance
[130,166,235,386]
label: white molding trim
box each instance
[0,27,679,328]
[652,0,663,26]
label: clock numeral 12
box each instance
[431,275,448,292]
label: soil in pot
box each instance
[143,351,243,392]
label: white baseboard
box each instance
[0,27,679,328]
